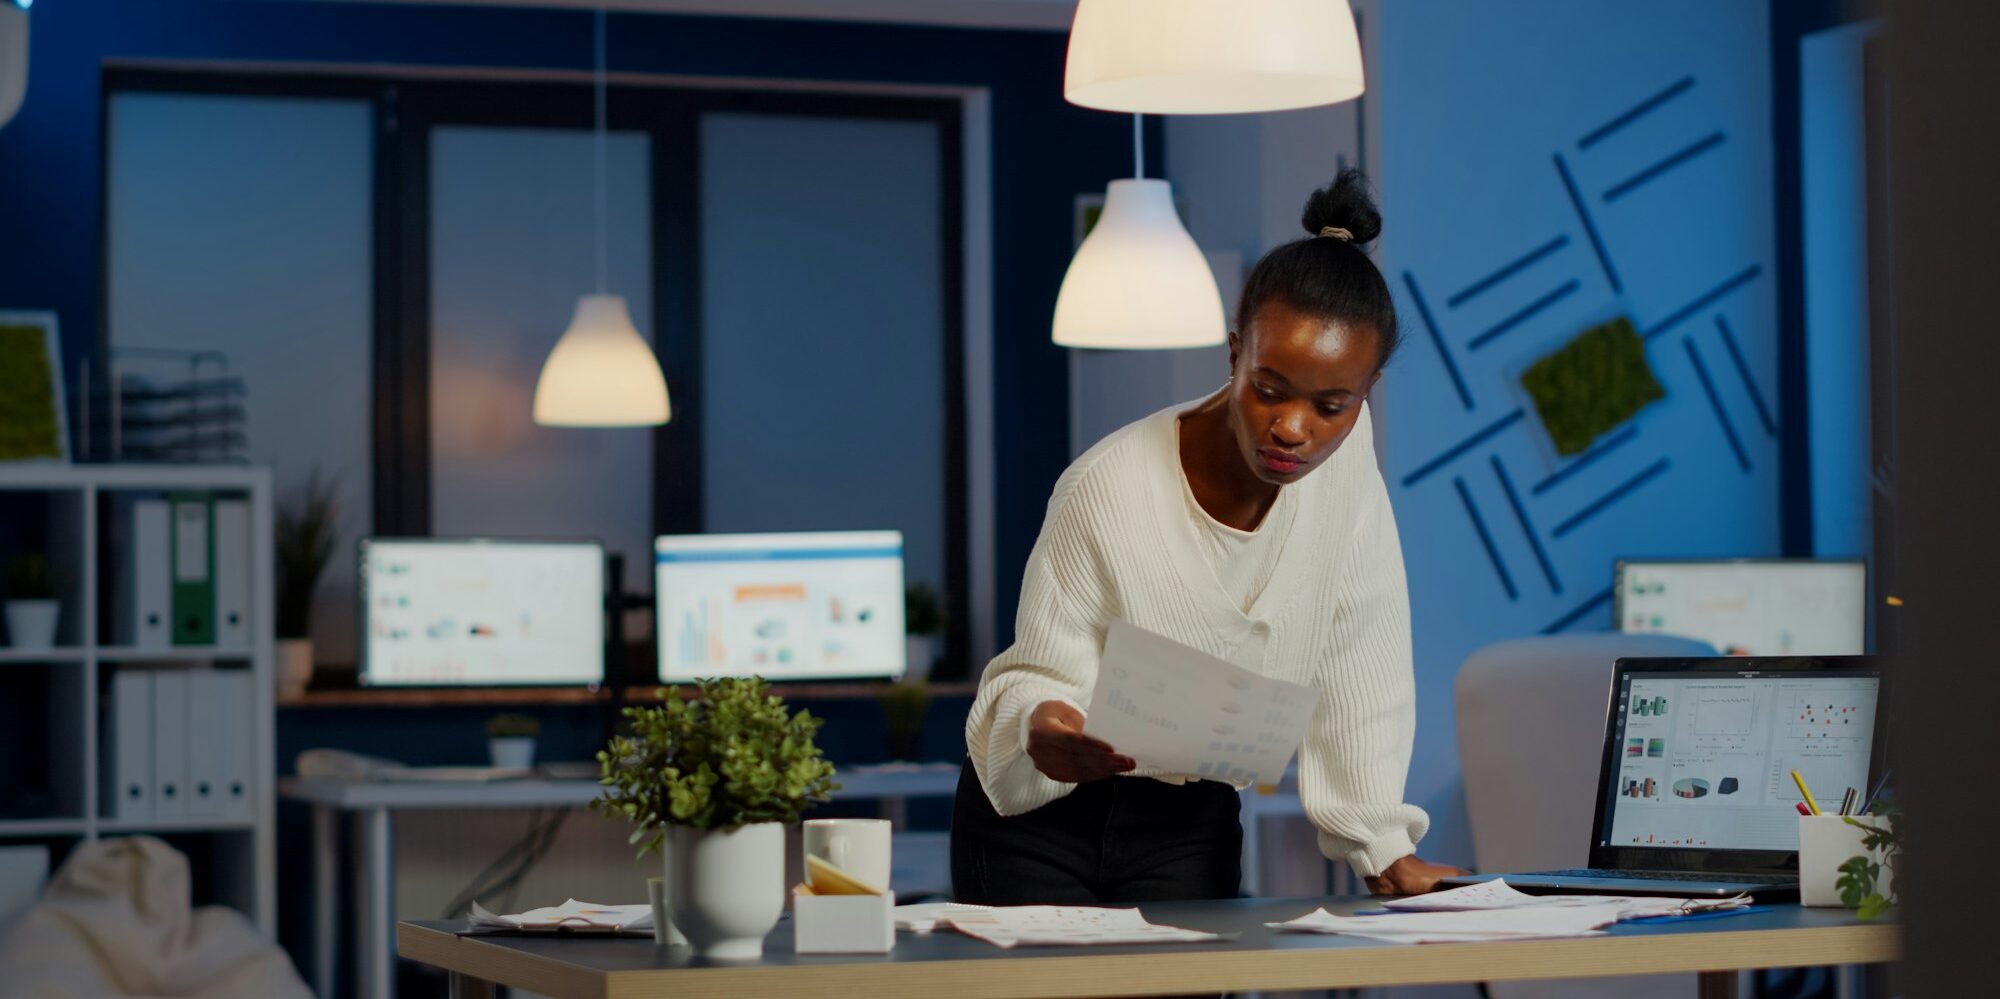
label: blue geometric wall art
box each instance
[1388,71,1780,634]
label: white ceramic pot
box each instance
[665,822,785,959]
[903,634,937,682]
[3,600,59,650]
[488,737,535,770]
[275,639,314,696]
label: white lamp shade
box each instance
[1053,178,1226,350]
[1064,0,1365,115]
[532,294,672,427]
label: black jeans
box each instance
[950,760,1243,905]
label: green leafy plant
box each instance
[4,553,57,600]
[275,470,340,640]
[1835,803,1902,921]
[0,321,63,461]
[485,713,541,739]
[905,583,948,636]
[593,678,839,855]
[1520,316,1665,456]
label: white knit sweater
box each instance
[965,396,1430,877]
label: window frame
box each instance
[99,67,972,680]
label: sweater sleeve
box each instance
[963,464,1112,816]
[1297,458,1432,877]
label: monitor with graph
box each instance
[358,537,606,687]
[1614,558,1867,656]
[655,530,906,683]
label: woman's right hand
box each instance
[1026,700,1137,783]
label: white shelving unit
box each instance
[0,464,275,934]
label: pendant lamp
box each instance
[1052,115,1225,350]
[533,9,671,428]
[1064,0,1365,115]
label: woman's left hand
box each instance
[1363,855,1465,896]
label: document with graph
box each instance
[1081,620,1318,786]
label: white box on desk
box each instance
[792,886,894,954]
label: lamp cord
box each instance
[594,7,608,296]
[1133,112,1144,179]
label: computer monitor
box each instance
[1614,558,1867,656]
[655,530,905,683]
[358,537,606,687]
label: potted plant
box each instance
[1837,801,1903,920]
[275,470,338,695]
[879,679,931,762]
[3,553,60,650]
[593,677,839,959]
[486,713,540,770]
[903,583,947,682]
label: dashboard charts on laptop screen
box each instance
[1602,670,1879,852]
[1616,560,1867,656]
[655,531,906,683]
[360,539,605,686]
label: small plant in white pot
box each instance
[593,677,839,959]
[275,471,338,696]
[486,713,540,770]
[903,583,947,682]
[4,553,61,650]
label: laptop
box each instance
[1439,655,1887,900]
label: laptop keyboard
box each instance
[1537,868,1796,885]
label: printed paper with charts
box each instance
[1082,620,1318,787]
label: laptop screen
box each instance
[1599,668,1881,853]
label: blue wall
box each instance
[0,0,1130,654]
[1375,0,1782,864]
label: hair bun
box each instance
[1300,166,1383,247]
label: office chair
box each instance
[1456,632,1715,999]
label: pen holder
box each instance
[1797,814,1894,907]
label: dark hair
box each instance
[1234,167,1402,371]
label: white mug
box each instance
[803,818,892,892]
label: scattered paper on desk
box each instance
[1082,621,1318,786]
[1268,904,1623,944]
[469,899,653,934]
[1383,879,1752,920]
[893,901,993,933]
[932,905,1224,949]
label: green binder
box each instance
[169,493,216,646]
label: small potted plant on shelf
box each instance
[486,713,541,770]
[903,583,947,682]
[593,677,839,959]
[879,679,931,762]
[3,553,61,650]
[275,470,338,696]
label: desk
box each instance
[283,763,960,999]
[398,896,1896,998]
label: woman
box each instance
[953,168,1459,903]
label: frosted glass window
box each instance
[698,112,947,593]
[108,92,373,662]
[428,126,655,595]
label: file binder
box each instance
[213,500,251,648]
[111,498,172,649]
[106,671,154,819]
[187,670,254,820]
[151,671,190,820]
[170,494,215,646]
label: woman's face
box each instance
[1225,298,1382,486]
